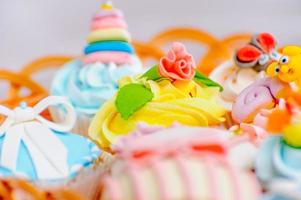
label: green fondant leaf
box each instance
[140,65,162,81]
[194,70,223,91]
[115,83,154,120]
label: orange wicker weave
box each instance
[200,33,252,74]
[0,178,84,200]
[20,55,73,75]
[0,70,47,108]
[0,70,51,121]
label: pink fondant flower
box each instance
[158,42,196,80]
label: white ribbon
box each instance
[0,96,76,180]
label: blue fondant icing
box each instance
[256,135,301,183]
[51,59,141,115]
[84,41,134,55]
[260,195,288,200]
[0,129,101,181]
[255,136,301,200]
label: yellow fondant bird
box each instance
[267,46,301,90]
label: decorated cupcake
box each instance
[0,178,84,200]
[0,96,111,199]
[100,125,262,200]
[210,33,281,110]
[114,123,267,170]
[51,2,142,135]
[89,42,226,150]
[255,99,301,199]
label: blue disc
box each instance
[84,41,134,55]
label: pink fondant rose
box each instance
[159,42,196,80]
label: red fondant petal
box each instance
[174,60,189,79]
[236,45,262,62]
[159,58,183,80]
[257,32,276,52]
[161,57,175,70]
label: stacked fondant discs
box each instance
[83,2,135,65]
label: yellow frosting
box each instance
[87,28,131,43]
[89,77,226,149]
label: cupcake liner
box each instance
[36,151,114,200]
[50,107,93,136]
[67,151,114,200]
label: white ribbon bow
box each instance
[0,96,76,180]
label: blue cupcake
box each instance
[51,2,142,135]
[256,135,301,200]
[0,96,111,199]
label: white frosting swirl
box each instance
[209,61,262,110]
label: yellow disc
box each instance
[87,28,131,43]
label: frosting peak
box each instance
[84,3,135,65]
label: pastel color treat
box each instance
[89,42,226,149]
[100,126,262,200]
[114,124,267,170]
[256,134,301,187]
[0,96,110,199]
[257,107,301,173]
[256,100,301,199]
[209,33,280,110]
[232,77,290,124]
[51,2,142,135]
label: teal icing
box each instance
[51,58,141,115]
[260,195,289,200]
[256,136,301,184]
[0,129,101,181]
[255,136,301,200]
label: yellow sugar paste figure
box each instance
[267,46,301,91]
[89,42,226,150]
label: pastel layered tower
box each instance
[51,2,142,135]
[83,2,136,65]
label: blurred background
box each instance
[0,0,301,70]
